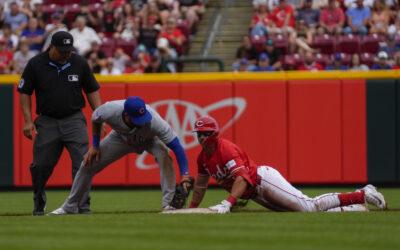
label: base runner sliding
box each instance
[189,116,387,213]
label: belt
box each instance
[40,110,81,119]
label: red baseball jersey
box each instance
[197,138,259,199]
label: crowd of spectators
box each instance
[234,0,400,71]
[0,0,205,74]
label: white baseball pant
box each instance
[252,166,360,212]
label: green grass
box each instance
[0,187,399,250]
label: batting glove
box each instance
[209,200,232,214]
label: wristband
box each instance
[92,135,100,148]
[226,195,237,206]
[189,201,199,208]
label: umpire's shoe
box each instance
[32,201,46,216]
[32,198,46,216]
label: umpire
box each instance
[17,31,102,216]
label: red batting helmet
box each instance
[193,116,219,133]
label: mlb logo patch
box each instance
[225,160,237,170]
[68,75,79,82]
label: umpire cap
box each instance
[51,31,74,52]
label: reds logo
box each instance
[135,97,247,169]
[195,120,204,127]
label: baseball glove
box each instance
[170,177,195,209]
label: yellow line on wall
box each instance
[1,70,399,85]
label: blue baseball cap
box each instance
[334,52,342,61]
[124,96,152,126]
[240,58,248,65]
[259,53,269,61]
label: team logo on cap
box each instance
[195,120,204,127]
[139,107,145,114]
[63,39,71,45]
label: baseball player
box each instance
[49,96,191,215]
[189,116,387,213]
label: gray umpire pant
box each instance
[62,130,176,213]
[30,111,90,211]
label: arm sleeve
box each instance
[149,107,177,144]
[225,157,254,187]
[166,137,189,176]
[91,102,112,124]
[17,60,35,95]
[222,145,254,186]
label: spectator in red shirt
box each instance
[161,17,186,55]
[250,2,271,37]
[297,51,324,70]
[318,0,345,36]
[124,57,146,74]
[0,39,14,74]
[392,52,400,69]
[270,0,295,34]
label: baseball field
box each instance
[0,187,399,250]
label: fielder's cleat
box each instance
[361,184,387,210]
[162,205,176,211]
[78,208,92,215]
[47,207,73,216]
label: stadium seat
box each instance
[360,52,375,67]
[314,53,331,67]
[42,4,58,15]
[43,0,101,5]
[336,34,360,54]
[100,38,116,58]
[270,34,289,55]
[283,54,304,69]
[360,34,385,54]
[89,3,103,12]
[342,53,352,66]
[115,38,137,56]
[312,34,335,54]
[64,4,81,25]
[251,35,267,53]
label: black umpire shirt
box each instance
[17,51,100,119]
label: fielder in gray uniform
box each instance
[49,96,191,215]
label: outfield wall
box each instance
[0,71,399,187]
